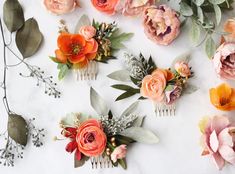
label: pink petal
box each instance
[212,153,225,170]
[219,145,235,165]
[210,130,219,153]
[218,128,233,147]
[210,116,230,134]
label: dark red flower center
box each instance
[84,132,95,143]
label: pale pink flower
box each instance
[199,116,235,170]
[175,61,191,78]
[115,0,156,16]
[43,0,78,15]
[143,5,180,45]
[212,42,235,80]
[79,26,97,40]
[165,85,182,105]
[111,145,127,163]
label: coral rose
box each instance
[91,0,119,15]
[143,5,180,45]
[76,119,107,157]
[55,33,98,68]
[199,116,235,170]
[224,18,235,42]
[140,69,168,102]
[111,144,127,163]
[115,0,156,16]
[79,26,97,40]
[175,61,191,78]
[44,0,78,15]
[212,42,235,80]
[209,83,235,111]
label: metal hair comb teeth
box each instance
[90,155,113,169]
[154,103,176,116]
[76,61,98,81]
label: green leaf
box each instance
[180,2,193,16]
[74,155,89,168]
[107,70,131,82]
[115,135,135,145]
[49,56,61,63]
[121,101,139,117]
[118,158,127,169]
[209,0,226,4]
[115,91,139,101]
[132,116,145,127]
[74,14,91,33]
[182,84,198,95]
[112,84,136,91]
[120,127,159,144]
[58,64,69,80]
[190,20,201,44]
[90,87,109,116]
[16,18,43,58]
[205,36,216,58]
[165,85,175,91]
[110,33,134,50]
[197,6,204,23]
[194,0,205,6]
[3,0,24,32]
[8,114,28,146]
[213,4,222,25]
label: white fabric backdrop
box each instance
[0,0,235,174]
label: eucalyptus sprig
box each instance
[179,0,234,58]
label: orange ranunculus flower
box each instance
[76,119,107,157]
[55,33,98,68]
[210,83,235,111]
[91,0,119,15]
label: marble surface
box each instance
[0,0,235,174]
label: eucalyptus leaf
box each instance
[209,0,225,4]
[205,36,216,58]
[3,0,24,32]
[120,127,159,144]
[58,64,69,80]
[194,0,205,6]
[16,18,43,58]
[121,101,139,117]
[90,87,109,116]
[74,14,91,33]
[213,4,222,25]
[132,116,145,127]
[116,90,139,101]
[107,70,131,82]
[110,33,134,50]
[197,6,204,23]
[118,158,127,169]
[182,84,199,95]
[171,52,191,68]
[180,2,193,16]
[74,155,89,168]
[190,20,201,44]
[8,114,28,146]
[112,84,136,91]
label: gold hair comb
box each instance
[76,61,98,81]
[154,103,176,116]
[90,155,113,169]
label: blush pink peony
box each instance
[111,145,127,162]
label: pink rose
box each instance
[79,26,97,40]
[212,42,235,80]
[43,0,78,15]
[140,69,167,102]
[175,61,191,78]
[143,5,180,45]
[165,85,182,105]
[115,0,156,16]
[111,145,127,163]
[199,116,235,170]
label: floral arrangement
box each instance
[91,0,157,16]
[199,115,235,170]
[50,15,133,80]
[43,0,80,15]
[108,53,196,115]
[212,18,235,80]
[209,83,235,111]
[56,87,159,169]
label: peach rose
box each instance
[140,69,167,102]
[79,26,97,40]
[115,0,156,16]
[91,0,119,15]
[76,119,107,157]
[212,42,235,80]
[111,144,127,163]
[175,61,191,78]
[199,116,235,170]
[44,0,78,15]
[143,5,180,45]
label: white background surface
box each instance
[0,0,235,174]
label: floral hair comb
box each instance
[55,87,159,169]
[50,15,133,80]
[108,53,197,116]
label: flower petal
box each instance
[212,153,225,170]
[75,149,82,161]
[210,130,219,153]
[210,116,230,134]
[218,128,233,147]
[219,145,235,165]
[65,141,77,153]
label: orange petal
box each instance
[69,55,86,64]
[71,34,86,47]
[55,49,67,63]
[224,19,235,38]
[86,52,97,60]
[73,59,89,69]
[57,33,73,53]
[165,69,175,81]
